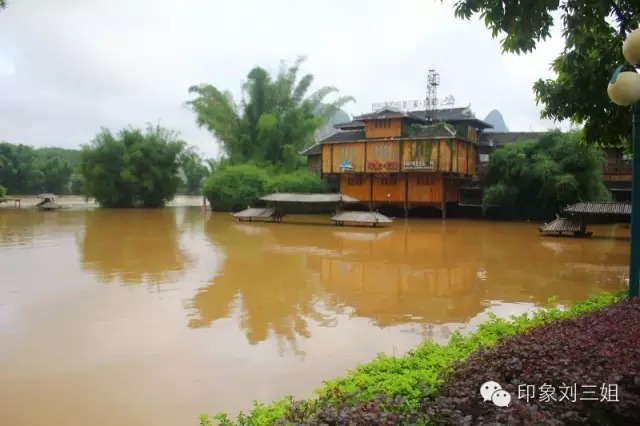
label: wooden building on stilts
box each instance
[304,105,492,218]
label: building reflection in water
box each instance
[187,219,339,357]
[186,216,628,353]
[78,209,191,285]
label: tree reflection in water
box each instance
[187,218,338,357]
[78,209,191,285]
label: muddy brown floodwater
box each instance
[0,198,629,426]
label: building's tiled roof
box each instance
[539,216,583,233]
[408,107,493,129]
[354,108,415,121]
[408,107,472,121]
[317,122,465,145]
[479,131,545,146]
[300,143,321,156]
[344,106,493,130]
[563,202,631,216]
[411,122,458,138]
[334,120,365,130]
[319,130,367,143]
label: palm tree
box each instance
[186,56,354,170]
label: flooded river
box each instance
[0,198,629,425]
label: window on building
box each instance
[479,154,490,163]
[347,175,364,185]
[374,142,392,158]
[380,175,398,185]
[416,175,431,185]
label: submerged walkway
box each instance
[231,193,394,227]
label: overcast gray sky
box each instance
[0,0,566,159]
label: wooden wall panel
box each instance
[458,143,468,175]
[451,141,459,173]
[332,143,366,173]
[401,140,438,171]
[321,144,333,173]
[467,126,478,142]
[366,141,401,172]
[372,174,405,202]
[340,174,371,201]
[469,144,477,175]
[445,179,461,202]
[365,118,402,139]
[407,173,442,203]
[438,140,452,173]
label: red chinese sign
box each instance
[367,160,399,171]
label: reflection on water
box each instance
[189,218,628,337]
[79,210,192,285]
[0,204,629,426]
[188,222,338,357]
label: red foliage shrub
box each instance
[426,298,640,425]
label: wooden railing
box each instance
[475,164,488,176]
[604,161,632,174]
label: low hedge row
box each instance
[200,291,625,425]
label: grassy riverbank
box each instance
[200,290,627,425]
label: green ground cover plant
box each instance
[200,291,624,425]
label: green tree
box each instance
[266,169,327,194]
[35,156,73,194]
[452,0,639,146]
[186,56,354,169]
[482,131,610,219]
[203,164,269,211]
[0,1,7,11]
[79,125,185,208]
[0,142,81,195]
[0,184,6,198]
[179,148,209,195]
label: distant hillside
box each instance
[314,104,351,142]
[484,109,509,132]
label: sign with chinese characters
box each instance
[403,160,434,170]
[517,383,619,403]
[367,160,399,171]
[372,100,426,111]
[482,380,620,408]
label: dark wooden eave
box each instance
[300,143,322,156]
[334,120,365,130]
